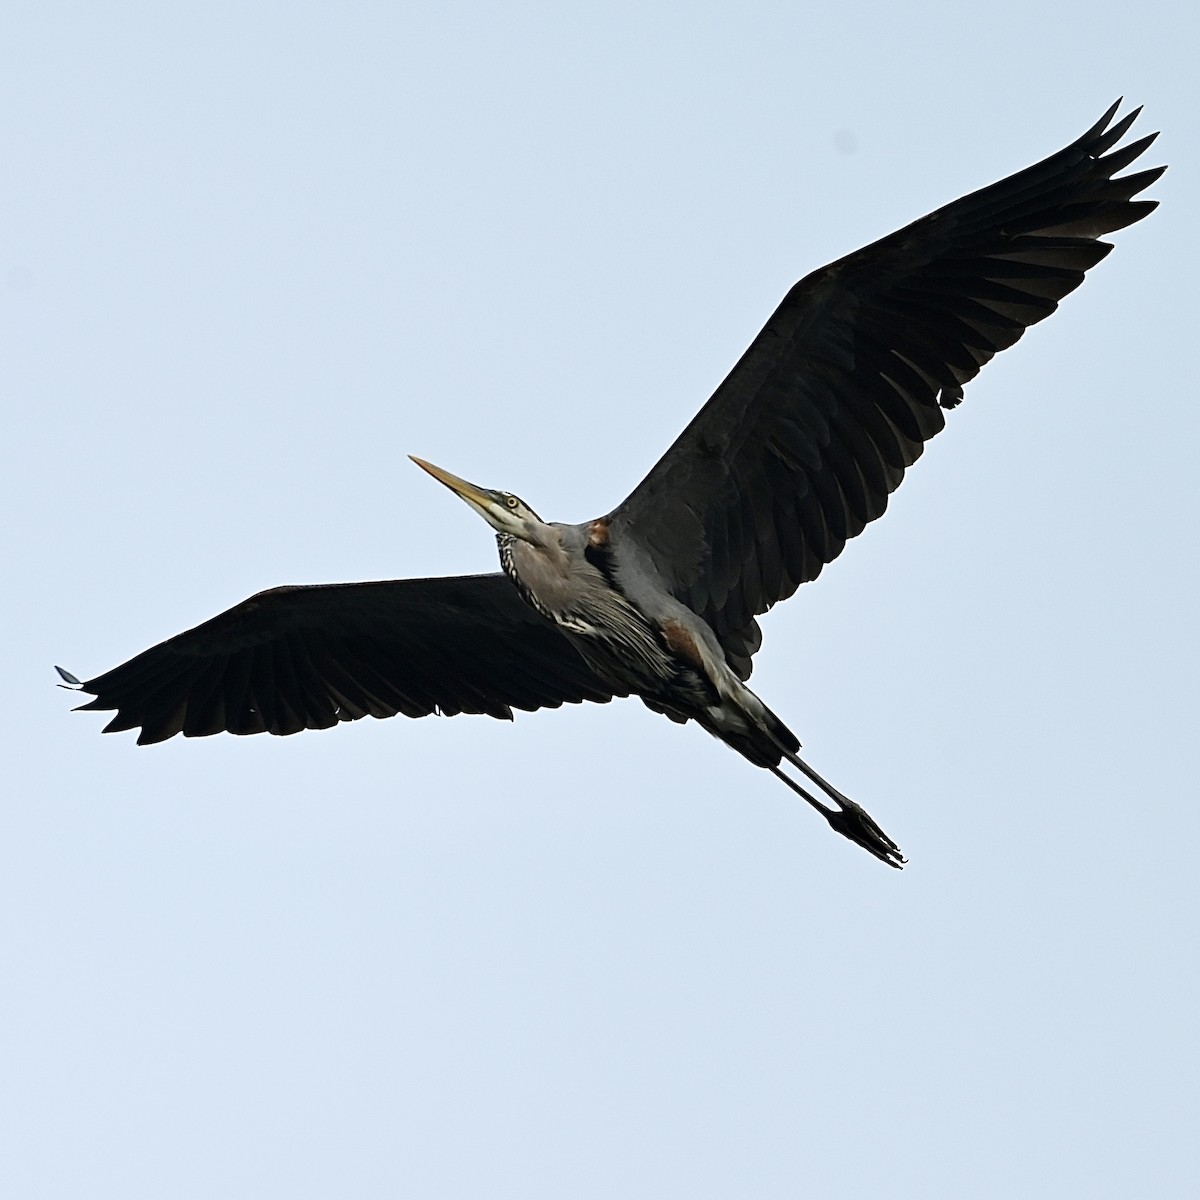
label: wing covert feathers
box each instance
[608,102,1162,659]
[69,575,621,744]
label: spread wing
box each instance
[62,574,623,744]
[607,101,1163,677]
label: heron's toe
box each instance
[826,798,906,869]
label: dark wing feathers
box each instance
[68,574,621,744]
[607,101,1162,666]
[66,105,1161,742]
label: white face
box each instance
[465,490,538,538]
[477,492,544,540]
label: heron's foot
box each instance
[826,798,906,869]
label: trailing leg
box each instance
[767,754,905,869]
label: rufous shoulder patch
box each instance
[660,618,705,669]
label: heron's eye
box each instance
[506,496,519,510]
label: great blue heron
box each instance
[59,102,1162,868]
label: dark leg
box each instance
[768,760,906,869]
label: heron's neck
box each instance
[496,528,572,622]
[496,533,520,584]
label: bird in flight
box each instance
[59,102,1162,868]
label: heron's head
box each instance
[409,456,545,541]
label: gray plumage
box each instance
[59,102,1163,868]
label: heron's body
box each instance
[59,103,1164,868]
[406,469,895,857]
[503,521,787,765]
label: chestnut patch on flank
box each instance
[587,518,610,547]
[661,619,705,669]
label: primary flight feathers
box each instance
[61,102,1162,866]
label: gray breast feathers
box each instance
[500,530,676,691]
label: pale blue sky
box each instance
[4,3,1197,1197]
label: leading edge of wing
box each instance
[606,101,1163,645]
[63,573,622,744]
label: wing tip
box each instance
[55,664,83,688]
